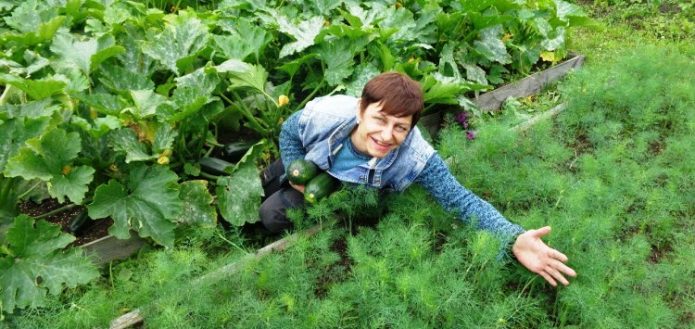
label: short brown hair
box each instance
[360,72,424,126]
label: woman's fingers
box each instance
[533,226,552,238]
[546,266,570,286]
[551,259,577,277]
[289,182,305,193]
[549,249,568,262]
[539,270,557,287]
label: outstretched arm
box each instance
[414,153,524,239]
[415,154,576,286]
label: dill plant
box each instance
[548,45,694,328]
[7,44,693,329]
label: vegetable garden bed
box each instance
[22,49,582,270]
[4,43,694,328]
[101,45,693,328]
[1,0,591,297]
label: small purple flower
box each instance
[455,111,468,125]
[466,130,476,140]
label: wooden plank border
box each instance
[473,54,585,112]
[80,234,146,266]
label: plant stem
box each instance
[295,79,326,112]
[109,262,115,289]
[200,172,219,181]
[0,85,10,105]
[220,91,270,134]
[260,90,278,108]
[216,232,249,255]
[34,204,79,219]
[17,181,42,200]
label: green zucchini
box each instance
[222,141,253,163]
[68,209,89,234]
[200,157,233,175]
[304,172,339,204]
[287,159,319,185]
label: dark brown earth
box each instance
[18,199,112,246]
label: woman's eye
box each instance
[396,126,407,133]
[374,116,386,123]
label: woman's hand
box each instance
[289,181,305,193]
[512,226,577,287]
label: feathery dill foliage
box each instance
[438,120,573,215]
[113,217,548,328]
[7,45,693,328]
[290,185,384,230]
[434,45,693,328]
[549,45,694,328]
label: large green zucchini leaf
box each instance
[88,164,182,248]
[0,215,98,315]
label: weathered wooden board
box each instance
[81,234,146,266]
[512,103,567,132]
[473,54,585,112]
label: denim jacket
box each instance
[297,95,435,191]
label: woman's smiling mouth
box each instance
[371,137,392,152]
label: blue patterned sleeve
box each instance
[414,153,525,244]
[279,110,306,171]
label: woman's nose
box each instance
[381,126,394,142]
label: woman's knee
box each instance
[259,188,303,233]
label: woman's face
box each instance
[351,101,413,158]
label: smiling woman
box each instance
[351,101,413,158]
[259,72,577,287]
[351,72,421,158]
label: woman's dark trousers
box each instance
[259,159,304,233]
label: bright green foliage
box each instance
[316,37,368,87]
[217,59,268,95]
[4,129,94,204]
[588,0,694,41]
[140,10,209,75]
[127,90,166,119]
[0,177,22,224]
[1,0,64,46]
[0,117,50,173]
[88,165,182,248]
[445,45,695,328]
[50,30,125,74]
[0,74,66,100]
[108,128,157,163]
[0,215,98,316]
[474,25,512,65]
[274,15,324,58]
[213,18,271,62]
